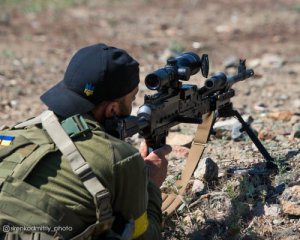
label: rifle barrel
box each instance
[226,69,254,88]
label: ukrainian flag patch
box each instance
[0,135,15,146]
[84,83,94,96]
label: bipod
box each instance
[217,103,277,169]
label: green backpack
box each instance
[0,111,117,240]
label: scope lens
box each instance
[145,74,160,90]
[204,79,214,88]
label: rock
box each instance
[291,123,300,138]
[192,42,205,50]
[281,185,300,216]
[273,219,284,225]
[261,53,285,68]
[290,115,300,125]
[213,115,254,140]
[231,120,243,141]
[171,145,190,157]
[264,204,281,217]
[258,130,275,141]
[215,25,234,33]
[277,94,289,101]
[167,133,194,146]
[214,115,253,130]
[8,100,18,108]
[191,179,206,196]
[292,99,300,109]
[194,157,218,182]
[268,111,293,121]
[254,103,268,112]
[248,58,261,68]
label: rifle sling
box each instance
[162,112,214,215]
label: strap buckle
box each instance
[75,162,94,181]
[95,190,113,218]
[61,115,90,138]
[192,140,207,147]
[95,190,114,232]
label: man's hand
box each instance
[139,141,172,188]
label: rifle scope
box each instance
[145,52,209,91]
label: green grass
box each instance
[0,0,88,13]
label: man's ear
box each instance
[104,101,119,118]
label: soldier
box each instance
[0,43,172,239]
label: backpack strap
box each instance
[40,111,114,234]
[13,114,44,129]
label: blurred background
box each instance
[0,0,299,125]
[0,0,300,239]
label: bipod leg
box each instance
[231,109,276,169]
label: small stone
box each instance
[231,121,243,141]
[258,130,275,141]
[291,123,300,138]
[272,219,284,225]
[192,42,204,50]
[292,99,300,109]
[191,179,206,196]
[268,111,293,121]
[215,25,233,33]
[248,58,261,68]
[194,157,218,182]
[290,115,300,125]
[9,100,18,108]
[254,103,268,112]
[264,204,281,217]
[281,185,300,216]
[214,115,253,130]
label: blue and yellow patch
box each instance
[133,212,149,238]
[84,83,95,96]
[0,135,15,146]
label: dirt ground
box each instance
[0,0,300,239]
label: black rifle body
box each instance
[104,57,274,164]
